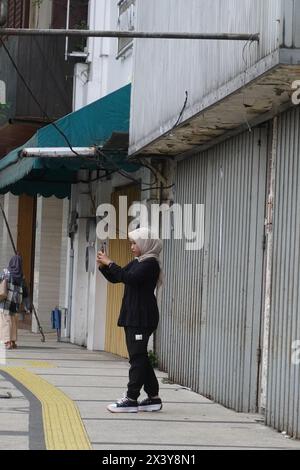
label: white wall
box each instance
[69,175,122,350]
[74,0,133,110]
[32,196,65,333]
[70,0,136,350]
[86,178,112,350]
[59,198,70,310]
[69,166,146,350]
[70,181,94,346]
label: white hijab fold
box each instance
[128,227,163,287]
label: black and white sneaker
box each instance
[138,397,162,412]
[107,396,138,413]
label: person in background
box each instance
[97,227,163,413]
[0,255,24,350]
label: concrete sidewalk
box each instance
[0,331,300,451]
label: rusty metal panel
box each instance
[266,107,300,439]
[158,128,267,412]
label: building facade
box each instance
[129,0,300,438]
[1,0,300,439]
[0,0,149,354]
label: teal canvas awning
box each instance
[0,84,137,198]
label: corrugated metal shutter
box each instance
[158,128,268,412]
[266,107,300,438]
[158,154,208,391]
[202,129,267,412]
[105,184,140,358]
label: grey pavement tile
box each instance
[37,374,170,388]
[84,419,300,449]
[1,331,300,451]
[76,401,257,422]
[92,444,205,450]
[0,437,29,450]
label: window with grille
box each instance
[117,0,136,56]
[51,0,88,54]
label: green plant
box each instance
[0,102,9,122]
[73,19,88,52]
[32,0,44,7]
[148,350,159,368]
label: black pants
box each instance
[124,327,159,401]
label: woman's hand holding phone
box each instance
[96,250,112,268]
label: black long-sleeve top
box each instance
[99,258,160,329]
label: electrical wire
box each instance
[172,90,188,129]
[241,34,257,133]
[125,91,188,180]
[77,169,117,183]
[97,148,174,191]
[0,36,80,156]
[141,184,175,192]
[101,151,163,185]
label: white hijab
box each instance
[128,227,163,287]
[128,227,162,262]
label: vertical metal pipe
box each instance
[65,0,71,61]
[260,116,278,411]
[67,238,74,339]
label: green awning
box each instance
[0,84,137,198]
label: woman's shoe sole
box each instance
[138,404,162,412]
[107,405,138,413]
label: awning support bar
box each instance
[0,28,259,41]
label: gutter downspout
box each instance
[260,116,278,411]
[65,0,70,61]
[67,235,74,339]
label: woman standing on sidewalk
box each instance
[97,227,163,413]
[0,255,24,350]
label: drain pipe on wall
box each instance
[66,184,80,342]
[66,235,75,339]
[260,116,278,411]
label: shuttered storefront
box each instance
[266,108,300,438]
[158,127,268,412]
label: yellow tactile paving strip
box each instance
[7,359,56,368]
[0,367,92,450]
